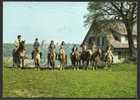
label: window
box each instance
[125,36,128,41]
[97,37,100,46]
[89,37,95,44]
[102,37,105,46]
[118,51,121,59]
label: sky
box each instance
[3,2,89,44]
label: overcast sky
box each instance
[3,2,89,44]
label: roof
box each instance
[107,34,137,48]
[112,23,137,36]
[83,22,137,44]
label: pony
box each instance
[91,48,102,70]
[12,40,26,68]
[71,49,80,70]
[58,48,67,70]
[47,49,56,69]
[105,48,113,68]
[32,49,42,69]
[80,49,92,70]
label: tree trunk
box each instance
[125,22,136,58]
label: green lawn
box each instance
[3,62,137,98]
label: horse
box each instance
[91,48,102,70]
[47,49,56,69]
[58,48,67,70]
[105,50,113,68]
[80,49,92,70]
[32,49,42,69]
[12,40,26,68]
[71,50,80,70]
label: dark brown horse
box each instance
[80,49,92,69]
[71,50,80,70]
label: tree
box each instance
[84,1,137,58]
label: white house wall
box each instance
[113,55,125,63]
[121,36,128,43]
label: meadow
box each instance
[3,61,137,98]
[3,43,137,98]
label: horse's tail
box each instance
[31,51,34,59]
[65,54,67,65]
[40,52,42,59]
[12,48,15,56]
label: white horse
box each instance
[105,49,113,68]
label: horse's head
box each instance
[19,40,25,50]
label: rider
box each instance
[59,41,65,55]
[48,40,56,54]
[33,38,40,51]
[81,42,87,52]
[14,35,22,52]
[91,42,97,53]
[32,38,40,59]
[72,44,77,55]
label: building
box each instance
[83,22,137,63]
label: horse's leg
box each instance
[105,62,108,70]
[52,61,55,70]
[16,53,20,67]
[36,61,39,70]
[60,61,62,70]
[19,58,22,68]
[92,60,94,70]
[76,60,78,70]
[22,58,24,69]
[13,56,15,67]
[76,61,79,70]
[94,61,97,70]
[14,56,18,67]
[38,63,40,70]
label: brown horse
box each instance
[58,49,67,70]
[12,40,26,68]
[48,49,56,69]
[91,48,102,70]
[32,49,41,69]
[80,49,92,69]
[71,50,80,70]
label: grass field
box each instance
[3,62,137,98]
